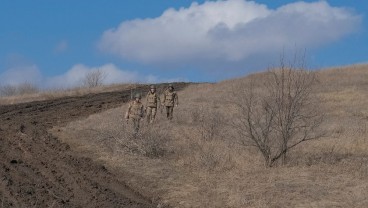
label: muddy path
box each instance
[0,83,190,207]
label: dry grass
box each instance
[53,64,368,207]
[0,83,138,105]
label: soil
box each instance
[0,83,190,207]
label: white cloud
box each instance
[45,64,141,88]
[44,63,180,89]
[1,63,182,90]
[98,0,361,67]
[0,65,42,85]
[54,40,69,53]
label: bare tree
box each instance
[232,56,324,167]
[0,82,38,97]
[0,85,17,96]
[17,82,39,95]
[83,69,106,88]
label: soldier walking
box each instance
[162,84,178,120]
[125,93,144,135]
[145,85,160,124]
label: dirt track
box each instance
[0,83,190,207]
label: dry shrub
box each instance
[173,106,237,172]
[68,117,172,159]
[136,125,172,158]
[190,107,202,123]
[0,85,17,96]
[0,82,38,97]
[190,105,224,141]
[196,141,235,172]
[288,147,352,167]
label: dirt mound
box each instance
[0,83,190,207]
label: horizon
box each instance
[1,0,367,89]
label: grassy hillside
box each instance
[53,64,368,207]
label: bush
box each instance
[0,82,39,97]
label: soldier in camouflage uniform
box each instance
[162,84,178,120]
[145,85,160,124]
[125,93,144,135]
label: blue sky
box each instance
[0,0,367,89]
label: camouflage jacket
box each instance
[125,100,144,119]
[163,90,178,107]
[146,91,160,108]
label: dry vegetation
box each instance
[0,82,38,97]
[83,69,107,88]
[52,64,368,207]
[0,83,139,105]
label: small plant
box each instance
[138,125,171,158]
[190,105,225,141]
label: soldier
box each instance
[145,85,160,124]
[162,84,178,120]
[125,93,144,135]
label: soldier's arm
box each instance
[175,92,179,106]
[146,92,149,106]
[140,105,145,118]
[125,103,131,119]
[157,95,161,107]
[162,92,166,105]
[145,92,149,111]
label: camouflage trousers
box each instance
[165,106,174,120]
[130,118,141,135]
[146,107,157,123]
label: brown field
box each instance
[0,83,139,106]
[0,83,189,207]
[1,65,367,207]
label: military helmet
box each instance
[134,93,141,99]
[150,85,156,89]
[168,84,173,88]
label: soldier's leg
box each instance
[151,107,157,123]
[136,119,140,132]
[146,107,152,123]
[130,118,135,135]
[169,106,174,120]
[171,106,174,120]
[166,106,170,119]
[133,118,140,135]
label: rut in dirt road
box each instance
[0,83,190,207]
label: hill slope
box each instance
[0,83,190,207]
[54,64,368,207]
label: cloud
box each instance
[1,63,174,90]
[98,0,361,69]
[54,40,68,53]
[44,63,175,89]
[0,65,42,85]
[45,64,139,88]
